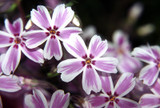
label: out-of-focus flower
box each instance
[89,73,139,108]
[24,4,82,60]
[57,35,118,94]
[0,75,21,92]
[107,30,142,74]
[81,25,96,40]
[139,78,160,107]
[132,45,160,86]
[0,18,44,75]
[24,89,70,108]
[137,24,155,37]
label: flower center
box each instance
[50,30,56,34]
[14,37,21,44]
[110,96,116,101]
[85,58,92,64]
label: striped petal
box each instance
[151,78,160,95]
[2,45,21,75]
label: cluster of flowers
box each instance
[0,3,160,108]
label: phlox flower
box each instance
[107,30,142,74]
[0,75,21,92]
[139,78,160,108]
[89,73,139,108]
[0,18,44,75]
[24,4,82,60]
[24,89,70,108]
[132,45,160,86]
[57,35,118,94]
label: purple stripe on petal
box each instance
[52,4,74,29]
[63,35,87,58]
[50,90,70,108]
[0,75,21,92]
[89,95,107,108]
[151,78,160,95]
[59,27,82,40]
[118,56,142,73]
[44,37,62,60]
[0,31,13,48]
[93,57,118,73]
[20,45,44,63]
[2,45,21,75]
[5,18,23,35]
[31,5,51,29]
[82,66,101,94]
[57,59,83,82]
[116,97,139,108]
[140,94,160,108]
[24,30,47,48]
[151,46,160,58]
[114,73,135,97]
[131,47,156,63]
[88,35,108,58]
[100,74,114,94]
[139,65,159,86]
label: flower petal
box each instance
[52,4,74,29]
[49,90,70,108]
[131,47,156,63]
[5,18,23,35]
[151,78,160,95]
[2,45,21,75]
[0,75,21,92]
[44,37,62,60]
[116,97,139,108]
[24,89,48,108]
[93,57,118,73]
[0,31,13,48]
[150,46,160,58]
[82,66,101,94]
[59,27,82,40]
[24,30,48,48]
[20,45,44,63]
[139,94,160,108]
[118,56,142,73]
[88,35,108,58]
[113,30,130,51]
[57,59,83,82]
[100,74,114,94]
[139,64,159,86]
[31,5,52,29]
[63,35,87,59]
[89,95,107,108]
[114,73,135,97]
[0,54,5,75]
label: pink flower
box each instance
[107,30,142,74]
[57,35,118,94]
[132,45,160,86]
[0,75,21,92]
[89,73,139,108]
[0,18,44,75]
[139,78,160,107]
[24,89,70,108]
[24,4,82,60]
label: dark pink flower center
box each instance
[46,26,60,38]
[81,54,95,68]
[105,92,119,105]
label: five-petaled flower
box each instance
[89,73,139,108]
[0,18,44,75]
[57,35,118,94]
[107,30,142,74]
[24,4,82,60]
[24,89,70,108]
[139,78,160,108]
[132,45,160,86]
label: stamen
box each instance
[110,96,116,101]
[50,30,56,34]
[85,58,91,64]
[14,37,21,44]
